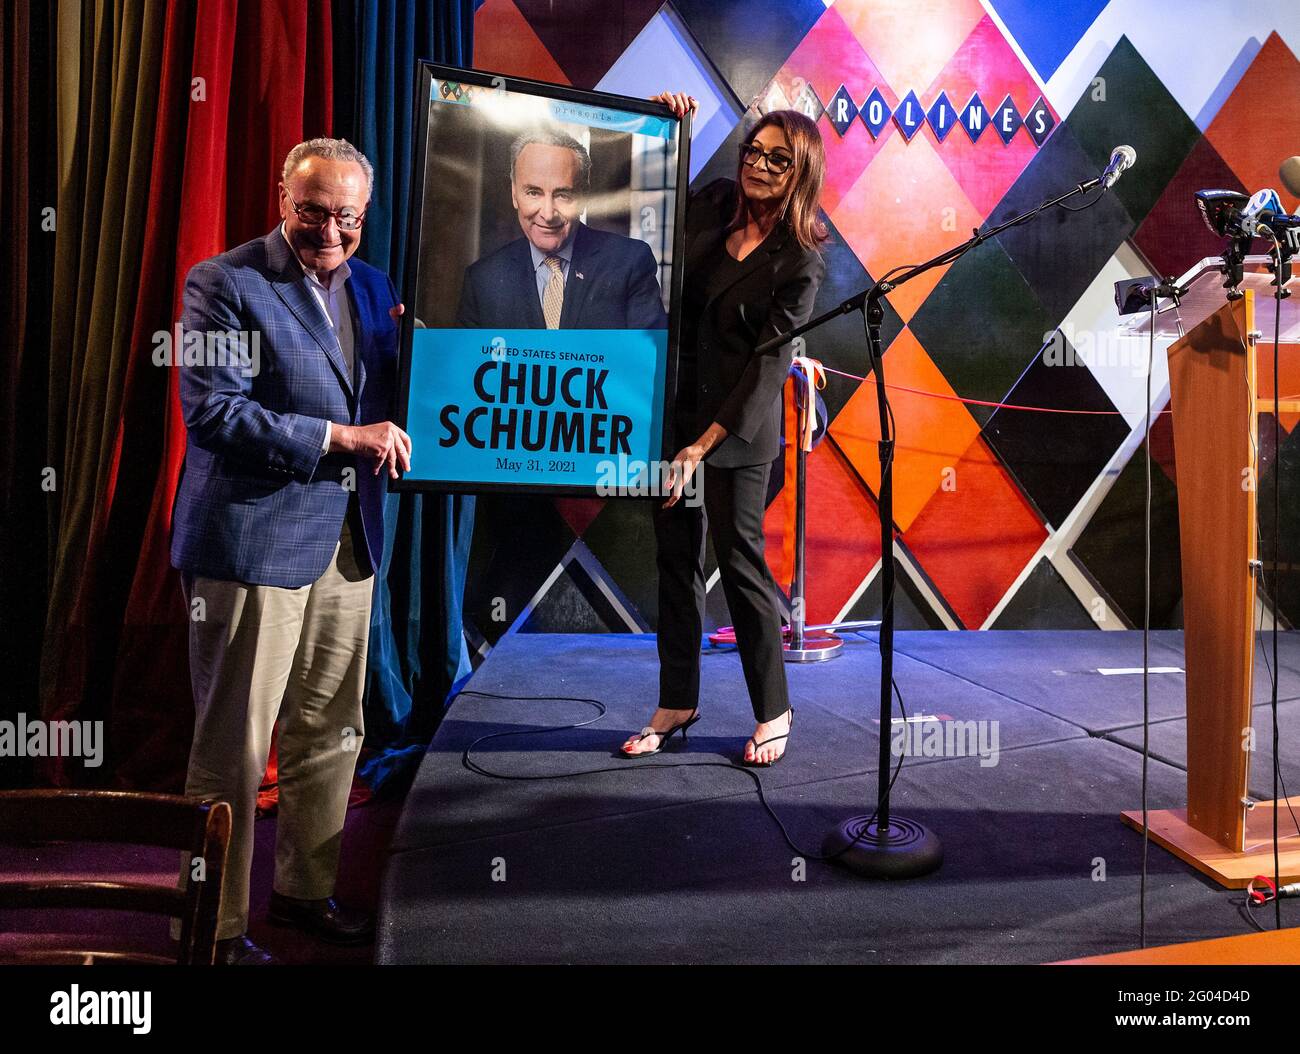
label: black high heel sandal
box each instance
[739,707,794,767]
[619,708,700,757]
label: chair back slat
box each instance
[9,950,177,965]
[0,880,187,915]
[0,790,203,848]
[0,791,231,966]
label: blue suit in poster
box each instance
[456,221,667,331]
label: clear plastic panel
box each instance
[1121,255,1300,341]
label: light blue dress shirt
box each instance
[279,223,354,454]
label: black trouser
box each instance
[653,455,790,723]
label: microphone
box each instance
[1257,211,1300,258]
[1114,275,1188,315]
[1235,187,1300,261]
[1240,188,1285,236]
[1195,187,1300,244]
[1237,187,1300,295]
[1195,188,1250,236]
[1280,156,1300,198]
[1100,144,1136,189]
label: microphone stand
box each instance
[755,170,1108,877]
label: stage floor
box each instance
[376,630,1300,964]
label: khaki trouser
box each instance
[178,517,372,940]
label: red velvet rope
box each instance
[818,363,1174,416]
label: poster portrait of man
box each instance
[397,68,688,494]
[455,126,668,332]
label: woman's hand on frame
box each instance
[651,91,698,121]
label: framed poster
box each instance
[393,63,691,494]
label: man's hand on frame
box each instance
[331,421,412,478]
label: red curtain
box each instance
[41,0,333,788]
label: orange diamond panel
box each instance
[829,132,984,321]
[474,0,571,85]
[836,0,989,101]
[829,326,982,532]
[1206,32,1300,213]
[904,434,1046,627]
[765,429,884,625]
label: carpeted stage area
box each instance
[377,630,1300,965]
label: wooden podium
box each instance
[1119,256,1300,888]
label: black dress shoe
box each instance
[268,891,374,945]
[214,934,278,965]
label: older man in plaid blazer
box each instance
[171,138,410,965]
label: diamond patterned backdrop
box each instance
[465,0,1300,650]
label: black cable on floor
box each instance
[457,657,909,865]
[1244,887,1295,933]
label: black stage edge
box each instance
[377,630,1300,965]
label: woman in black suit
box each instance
[621,97,827,765]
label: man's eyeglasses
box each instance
[739,142,794,175]
[285,189,366,231]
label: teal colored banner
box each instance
[405,329,668,488]
[543,98,676,140]
[430,78,676,140]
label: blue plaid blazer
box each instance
[170,228,399,588]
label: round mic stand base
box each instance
[823,814,943,878]
[783,630,843,662]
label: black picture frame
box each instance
[392,62,692,496]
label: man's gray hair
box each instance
[509,127,591,193]
[282,137,374,196]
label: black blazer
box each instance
[681,178,825,468]
[456,221,667,330]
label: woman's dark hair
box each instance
[730,109,828,251]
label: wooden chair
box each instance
[0,790,230,965]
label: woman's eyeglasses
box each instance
[739,142,794,175]
[285,189,366,231]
